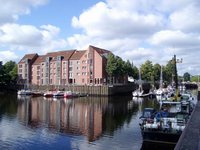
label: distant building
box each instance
[18,45,112,85]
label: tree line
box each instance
[0,61,18,85]
[0,57,197,86]
[106,53,193,85]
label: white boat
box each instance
[17,89,32,95]
[132,68,145,97]
[140,99,192,143]
[53,91,64,97]
[155,66,165,96]
[44,91,55,97]
[64,91,73,98]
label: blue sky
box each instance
[0,0,200,75]
[18,0,103,37]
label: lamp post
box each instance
[173,55,182,100]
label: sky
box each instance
[0,0,200,76]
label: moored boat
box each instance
[44,91,54,97]
[64,91,73,98]
[140,98,192,144]
[53,91,64,98]
[17,89,32,95]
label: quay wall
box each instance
[28,83,151,96]
[175,91,200,150]
[0,83,151,96]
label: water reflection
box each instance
[0,93,170,149]
[17,95,145,143]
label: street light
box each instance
[173,55,183,100]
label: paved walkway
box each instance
[175,101,200,150]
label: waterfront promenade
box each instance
[175,91,200,150]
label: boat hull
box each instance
[141,130,181,143]
[17,90,32,95]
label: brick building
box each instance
[18,45,111,85]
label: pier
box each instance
[175,90,200,150]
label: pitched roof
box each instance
[32,55,46,65]
[70,50,86,60]
[46,50,76,61]
[18,53,38,64]
[89,45,111,55]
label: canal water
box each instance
[0,91,197,150]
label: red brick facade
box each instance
[18,45,111,85]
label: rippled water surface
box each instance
[0,91,196,150]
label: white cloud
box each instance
[0,50,19,63]
[71,1,163,39]
[0,23,43,46]
[67,0,200,75]
[0,0,48,24]
[1,0,200,75]
[0,23,68,54]
[150,30,200,48]
[169,4,200,32]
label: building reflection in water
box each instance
[17,95,138,142]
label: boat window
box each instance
[144,111,151,118]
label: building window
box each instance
[82,60,86,64]
[37,66,40,70]
[19,65,22,68]
[69,73,73,78]
[88,53,92,58]
[82,72,87,75]
[82,66,86,70]
[82,79,84,83]
[69,67,72,71]
[19,69,22,73]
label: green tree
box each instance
[3,61,16,73]
[10,64,18,82]
[0,61,17,85]
[124,60,133,76]
[183,72,190,82]
[153,63,161,83]
[115,56,125,77]
[106,54,117,84]
[140,60,153,81]
[132,64,139,80]
[163,59,174,84]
